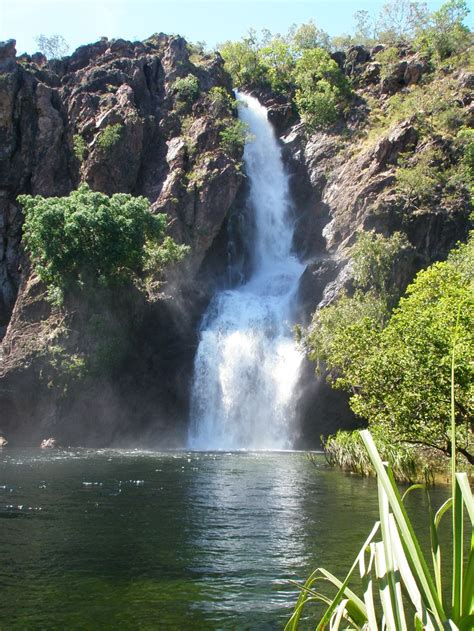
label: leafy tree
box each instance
[258,37,295,93]
[73,134,87,162]
[219,119,251,156]
[351,230,412,300]
[416,0,472,60]
[293,48,351,128]
[97,123,123,151]
[219,34,267,88]
[19,185,187,297]
[353,9,378,46]
[377,0,429,44]
[288,20,330,52]
[172,74,200,102]
[205,87,235,117]
[35,34,69,59]
[303,235,474,463]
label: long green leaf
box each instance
[359,543,378,631]
[452,474,464,621]
[360,430,446,625]
[378,477,407,630]
[314,522,379,631]
[455,474,474,525]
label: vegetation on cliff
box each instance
[218,0,471,129]
[19,185,189,303]
[300,233,473,469]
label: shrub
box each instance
[415,0,472,61]
[97,123,123,151]
[293,48,351,129]
[374,46,401,79]
[172,74,200,102]
[73,134,86,162]
[219,34,267,88]
[205,87,235,117]
[303,235,474,464]
[395,149,445,206]
[219,119,250,156]
[19,184,186,296]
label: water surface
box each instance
[0,450,447,630]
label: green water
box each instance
[0,449,447,630]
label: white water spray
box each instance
[188,93,304,450]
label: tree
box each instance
[288,20,330,52]
[303,235,474,463]
[219,33,267,88]
[293,48,351,129]
[35,34,69,59]
[353,9,377,46]
[258,37,295,93]
[19,185,188,297]
[415,0,472,60]
[377,0,429,44]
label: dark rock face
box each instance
[279,51,471,445]
[0,35,244,445]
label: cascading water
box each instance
[188,93,304,450]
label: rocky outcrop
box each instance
[0,35,245,445]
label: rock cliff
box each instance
[0,37,471,447]
[0,35,244,445]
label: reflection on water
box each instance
[0,450,448,630]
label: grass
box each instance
[287,313,474,630]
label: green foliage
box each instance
[304,290,388,387]
[219,34,267,88]
[294,48,352,129]
[377,0,428,45]
[259,37,294,94]
[219,119,250,156]
[205,87,235,117]
[288,20,330,52]
[304,235,474,462]
[73,134,86,162]
[97,123,123,151]
[35,33,69,59]
[416,0,472,61]
[351,230,411,299]
[287,430,474,630]
[19,184,185,296]
[172,74,200,102]
[396,149,445,207]
[324,429,420,483]
[374,46,401,79]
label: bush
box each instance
[303,235,474,463]
[395,149,445,206]
[415,0,472,61]
[219,119,250,156]
[205,87,235,117]
[97,123,123,151]
[374,46,400,79]
[172,74,200,102]
[293,48,351,129]
[19,184,186,296]
[219,35,267,88]
[73,134,86,162]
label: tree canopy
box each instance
[19,185,188,299]
[303,233,473,463]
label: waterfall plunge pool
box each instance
[0,448,448,629]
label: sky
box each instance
[0,0,454,57]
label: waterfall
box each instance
[188,93,304,450]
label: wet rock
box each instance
[40,437,57,449]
